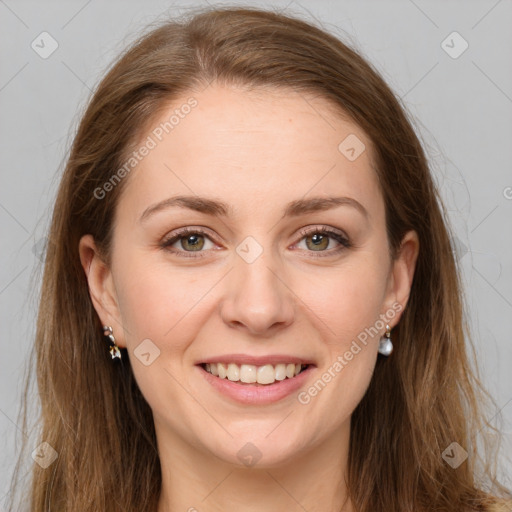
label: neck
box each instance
[156,419,353,512]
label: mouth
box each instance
[196,360,317,405]
[198,362,313,386]
[196,360,317,404]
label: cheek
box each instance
[111,258,215,408]
[115,270,174,340]
[293,260,385,430]
[112,254,220,351]
[296,256,388,342]
[292,254,386,407]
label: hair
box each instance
[9,5,512,512]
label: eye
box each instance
[294,226,351,257]
[160,227,216,257]
[160,225,351,259]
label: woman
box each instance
[10,6,511,512]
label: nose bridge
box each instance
[220,236,295,334]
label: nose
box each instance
[220,249,295,336]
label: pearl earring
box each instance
[378,324,393,356]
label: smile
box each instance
[197,362,316,405]
[202,362,310,385]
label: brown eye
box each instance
[295,226,351,257]
[161,228,216,257]
[180,233,205,251]
[305,232,330,251]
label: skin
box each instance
[79,83,419,512]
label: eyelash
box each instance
[160,226,351,259]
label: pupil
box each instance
[312,234,322,245]
[307,233,329,251]
[183,234,204,251]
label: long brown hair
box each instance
[10,6,512,511]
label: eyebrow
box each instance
[139,194,369,223]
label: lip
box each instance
[197,354,316,366]
[196,363,316,405]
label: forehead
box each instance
[118,84,383,223]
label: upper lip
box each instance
[197,354,316,367]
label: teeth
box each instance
[274,363,287,381]
[240,364,257,383]
[226,363,240,381]
[257,364,275,384]
[218,363,227,379]
[204,362,307,385]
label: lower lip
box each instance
[197,364,316,405]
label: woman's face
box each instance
[81,84,418,468]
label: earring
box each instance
[103,325,122,360]
[378,324,393,356]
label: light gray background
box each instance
[1,0,511,506]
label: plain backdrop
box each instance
[1,0,511,506]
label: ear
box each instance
[78,234,126,348]
[382,230,419,327]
